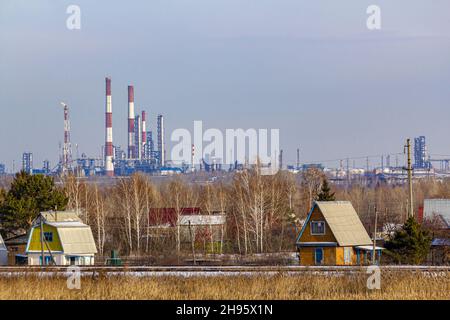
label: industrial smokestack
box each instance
[105,77,114,176]
[157,114,165,167]
[127,85,135,159]
[134,115,142,160]
[60,102,72,175]
[141,111,147,160]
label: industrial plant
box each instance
[4,77,173,178]
[0,77,449,182]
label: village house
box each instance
[296,201,383,266]
[422,199,450,228]
[4,233,28,265]
[26,211,97,266]
[0,233,7,265]
[421,199,450,265]
[148,207,226,252]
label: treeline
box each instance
[0,169,448,258]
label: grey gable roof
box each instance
[316,201,372,246]
[298,201,372,246]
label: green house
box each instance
[26,211,97,266]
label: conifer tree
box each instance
[316,178,335,201]
[385,217,432,264]
[0,171,68,236]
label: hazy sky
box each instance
[1,0,450,170]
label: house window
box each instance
[311,221,325,235]
[344,247,352,264]
[315,248,324,265]
[69,256,77,265]
[43,232,53,242]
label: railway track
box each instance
[0,265,448,277]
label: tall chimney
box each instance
[105,77,114,176]
[127,85,135,159]
[141,110,147,160]
[61,103,72,174]
[157,114,165,167]
[134,115,142,160]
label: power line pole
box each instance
[372,207,378,265]
[405,138,414,219]
[346,158,350,187]
[40,213,44,266]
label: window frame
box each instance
[310,220,326,235]
[43,232,53,242]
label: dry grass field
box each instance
[0,271,448,300]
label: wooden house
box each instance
[4,233,28,265]
[26,211,97,266]
[148,207,226,252]
[296,201,383,265]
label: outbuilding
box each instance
[4,233,28,265]
[296,201,383,265]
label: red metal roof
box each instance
[148,207,201,227]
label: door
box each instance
[39,256,52,265]
[315,248,324,265]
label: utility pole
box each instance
[346,158,350,187]
[188,220,196,265]
[372,207,378,265]
[40,213,45,266]
[279,149,283,170]
[405,138,414,219]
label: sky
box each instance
[1,0,450,171]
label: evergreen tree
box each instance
[385,217,432,265]
[316,178,335,201]
[0,171,68,236]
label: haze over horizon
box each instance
[1,0,450,171]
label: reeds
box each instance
[0,271,448,300]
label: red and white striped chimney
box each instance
[105,77,114,176]
[127,85,135,159]
[141,110,147,159]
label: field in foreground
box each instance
[0,272,448,300]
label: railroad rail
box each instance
[0,265,448,277]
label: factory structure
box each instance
[0,77,174,177]
[286,135,450,184]
[101,77,172,176]
[2,77,450,180]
